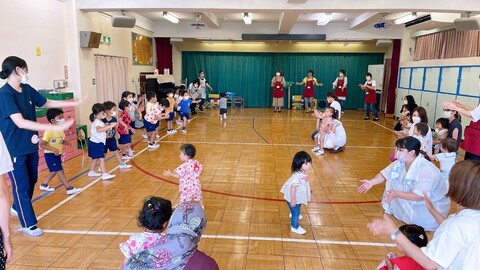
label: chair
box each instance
[233,96,244,108]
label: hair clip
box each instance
[419,235,424,240]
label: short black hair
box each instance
[46,108,64,123]
[399,224,428,248]
[103,101,116,111]
[138,196,173,232]
[307,69,314,75]
[179,85,186,90]
[146,91,156,101]
[165,88,174,95]
[180,144,196,158]
[339,69,346,75]
[121,91,132,99]
[180,90,189,96]
[365,72,372,77]
[220,92,226,98]
[192,79,200,86]
[414,122,429,136]
[118,100,130,111]
[159,98,170,108]
[291,151,312,173]
[395,137,421,156]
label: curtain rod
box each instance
[94,54,128,59]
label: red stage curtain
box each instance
[155,37,173,74]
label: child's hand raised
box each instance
[163,169,172,177]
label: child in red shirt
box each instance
[117,100,134,157]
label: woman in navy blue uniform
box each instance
[0,56,83,236]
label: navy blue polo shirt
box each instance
[102,116,118,139]
[0,83,47,157]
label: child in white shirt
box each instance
[427,138,458,184]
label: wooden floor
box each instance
[8,108,429,269]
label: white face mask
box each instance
[168,93,174,98]
[174,94,179,99]
[110,111,117,117]
[412,116,421,124]
[183,96,189,100]
[20,70,29,84]
[276,72,281,76]
[56,118,65,125]
[403,100,408,104]
[395,150,408,162]
[366,76,371,81]
[127,98,134,103]
[435,128,439,132]
[339,73,344,77]
[444,111,452,118]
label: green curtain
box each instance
[182,52,384,109]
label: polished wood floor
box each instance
[7,108,447,269]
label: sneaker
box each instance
[182,128,187,134]
[101,173,116,180]
[21,225,43,237]
[223,114,227,119]
[199,109,205,113]
[315,149,325,156]
[290,226,306,235]
[312,146,320,152]
[364,117,370,120]
[176,120,183,125]
[88,171,102,177]
[10,207,18,217]
[142,133,148,139]
[148,143,159,149]
[39,184,55,192]
[289,213,303,220]
[118,163,132,169]
[156,135,160,139]
[66,187,82,195]
[121,155,131,160]
[172,129,178,134]
[373,118,379,121]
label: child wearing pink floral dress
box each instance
[119,197,173,264]
[164,144,204,207]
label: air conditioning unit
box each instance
[405,13,461,30]
[454,17,480,31]
[170,38,184,45]
[112,15,136,28]
[376,39,392,47]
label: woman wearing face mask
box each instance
[358,137,450,231]
[296,69,323,112]
[443,108,462,147]
[197,70,213,112]
[359,72,379,121]
[271,69,286,112]
[187,79,201,115]
[394,107,433,155]
[0,56,83,237]
[332,69,347,111]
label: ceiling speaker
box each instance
[112,15,136,28]
[79,31,101,48]
[454,17,480,31]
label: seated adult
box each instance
[358,137,450,231]
[122,200,218,270]
[367,160,480,269]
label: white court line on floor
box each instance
[159,140,394,149]
[35,118,197,222]
[370,120,394,132]
[42,229,395,247]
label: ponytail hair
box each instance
[89,103,105,122]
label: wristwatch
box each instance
[390,228,401,241]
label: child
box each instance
[177,90,200,134]
[119,196,173,263]
[394,104,410,131]
[87,103,116,180]
[39,108,82,195]
[413,122,430,156]
[174,86,183,125]
[312,107,335,155]
[432,118,449,154]
[102,101,132,169]
[376,224,428,270]
[143,91,160,149]
[0,131,13,266]
[163,144,204,208]
[280,151,312,235]
[427,138,458,183]
[144,97,169,148]
[165,89,177,135]
[117,100,135,156]
[219,92,228,119]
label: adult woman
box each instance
[332,69,347,110]
[443,100,480,160]
[123,200,219,270]
[271,69,286,112]
[197,70,213,112]
[188,79,200,115]
[358,137,450,231]
[394,95,417,131]
[394,106,433,155]
[0,56,80,236]
[444,108,462,146]
[367,160,480,269]
[296,69,323,112]
[359,72,379,121]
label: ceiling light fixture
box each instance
[163,12,179,24]
[243,12,252,25]
[317,13,333,26]
[394,12,417,24]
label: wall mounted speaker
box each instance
[454,17,480,31]
[79,31,101,48]
[112,15,136,28]
[376,39,392,47]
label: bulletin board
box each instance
[132,32,153,65]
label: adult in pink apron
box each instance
[296,69,323,112]
[332,69,347,111]
[359,72,379,121]
[271,69,286,112]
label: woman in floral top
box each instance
[164,144,204,208]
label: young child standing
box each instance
[143,91,160,149]
[427,138,458,183]
[119,196,173,263]
[117,100,135,157]
[219,92,228,119]
[102,101,132,169]
[166,89,177,135]
[87,103,116,180]
[163,144,204,208]
[376,224,428,270]
[177,90,199,134]
[280,151,312,235]
[39,108,82,195]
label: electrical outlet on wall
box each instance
[92,79,96,85]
